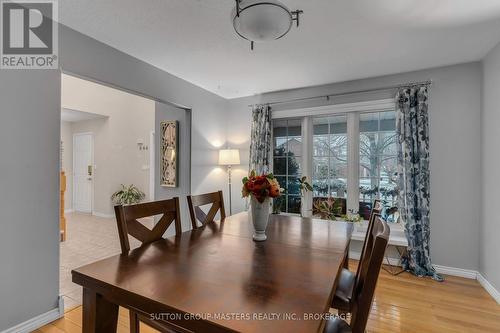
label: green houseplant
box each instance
[111,184,145,205]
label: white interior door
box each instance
[73,133,93,213]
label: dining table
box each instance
[72,212,353,333]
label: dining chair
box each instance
[114,198,183,333]
[333,200,382,314]
[324,216,390,333]
[187,190,226,229]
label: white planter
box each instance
[250,196,270,241]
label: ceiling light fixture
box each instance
[232,0,303,50]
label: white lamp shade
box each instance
[219,149,240,166]
[233,0,293,42]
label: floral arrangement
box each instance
[242,170,283,203]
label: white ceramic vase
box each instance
[250,196,270,241]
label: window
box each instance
[359,111,398,219]
[272,119,302,213]
[270,99,398,219]
[312,115,348,215]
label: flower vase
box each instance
[250,196,270,241]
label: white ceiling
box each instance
[61,108,107,122]
[59,0,500,99]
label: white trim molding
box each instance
[1,297,64,333]
[272,98,395,119]
[351,251,500,304]
[477,273,500,304]
[433,265,478,280]
[64,209,74,214]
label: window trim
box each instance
[271,99,396,219]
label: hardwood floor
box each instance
[39,261,500,333]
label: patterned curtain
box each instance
[249,104,272,174]
[396,86,443,281]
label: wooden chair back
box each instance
[187,191,226,229]
[354,200,383,291]
[350,216,390,333]
[114,198,182,254]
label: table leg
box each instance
[82,288,119,333]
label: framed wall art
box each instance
[160,121,179,187]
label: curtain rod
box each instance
[247,79,432,108]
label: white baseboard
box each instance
[64,209,73,214]
[351,251,500,304]
[477,273,500,304]
[433,265,478,279]
[92,211,114,219]
[1,296,64,333]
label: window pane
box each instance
[272,118,303,214]
[330,178,347,198]
[330,161,348,179]
[380,157,397,179]
[379,178,398,204]
[275,176,286,193]
[313,178,329,197]
[287,177,300,195]
[359,155,376,177]
[288,196,301,214]
[273,158,286,175]
[313,156,328,176]
[287,136,302,156]
[287,157,301,176]
[330,115,347,134]
[359,111,397,219]
[312,115,348,215]
[274,139,287,156]
[273,196,286,213]
[313,135,329,157]
[330,134,348,158]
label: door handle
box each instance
[87,177,92,181]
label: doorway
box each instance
[73,132,93,213]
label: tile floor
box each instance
[60,212,149,310]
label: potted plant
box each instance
[111,184,145,206]
[242,171,283,241]
[298,176,313,217]
[313,197,342,220]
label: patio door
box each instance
[73,133,93,213]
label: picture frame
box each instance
[160,120,179,187]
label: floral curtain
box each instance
[249,104,272,174]
[396,86,443,281]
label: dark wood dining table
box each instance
[72,212,353,333]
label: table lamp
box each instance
[219,149,240,215]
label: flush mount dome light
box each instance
[232,0,303,50]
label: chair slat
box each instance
[187,191,225,229]
[114,197,182,254]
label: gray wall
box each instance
[0,24,228,331]
[227,62,482,270]
[481,42,500,291]
[155,102,192,233]
[0,71,61,329]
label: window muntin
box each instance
[359,111,398,219]
[272,119,302,213]
[271,106,397,220]
[312,115,348,215]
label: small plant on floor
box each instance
[111,184,145,206]
[340,209,363,223]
